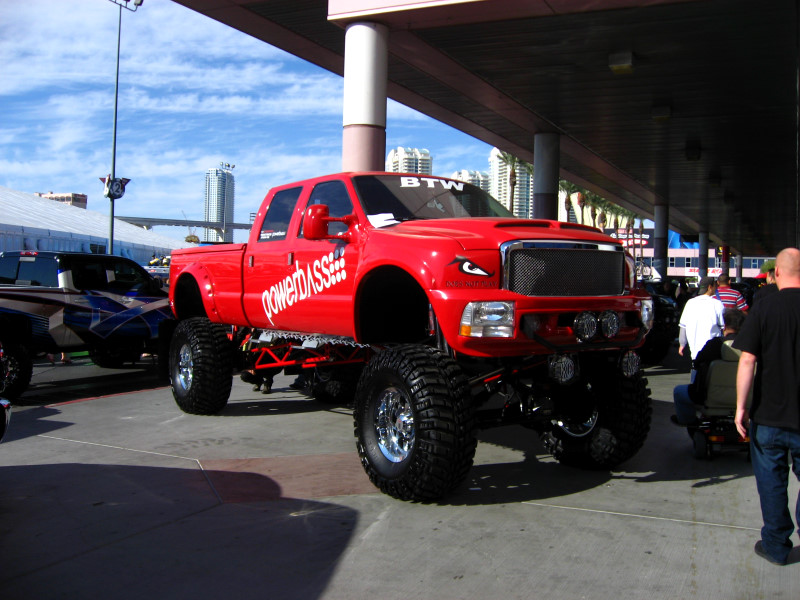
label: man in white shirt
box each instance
[678,276,725,361]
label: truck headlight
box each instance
[460,301,515,338]
[640,298,654,331]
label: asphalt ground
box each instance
[1,347,799,599]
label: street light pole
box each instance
[105,0,142,255]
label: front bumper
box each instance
[431,289,651,358]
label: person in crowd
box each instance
[752,268,778,305]
[672,308,745,425]
[734,248,800,566]
[674,280,690,313]
[715,274,748,312]
[46,352,72,365]
[678,276,725,363]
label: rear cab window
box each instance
[6,255,60,287]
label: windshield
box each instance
[353,174,513,228]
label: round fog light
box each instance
[620,351,641,378]
[599,310,620,339]
[573,311,597,342]
[549,355,577,384]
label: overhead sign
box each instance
[687,267,723,276]
[604,228,653,248]
[100,175,131,200]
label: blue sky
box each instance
[0,0,495,244]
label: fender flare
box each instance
[170,262,220,321]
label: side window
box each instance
[71,260,109,291]
[109,260,148,292]
[16,257,59,287]
[302,180,353,237]
[259,187,302,242]
[0,256,18,284]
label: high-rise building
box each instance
[488,147,532,218]
[204,163,235,243]
[450,169,490,193]
[35,192,88,209]
[385,147,432,174]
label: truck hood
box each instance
[378,218,621,251]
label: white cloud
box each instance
[0,0,493,249]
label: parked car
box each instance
[0,251,174,398]
[640,281,680,365]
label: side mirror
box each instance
[304,204,331,240]
[303,204,357,241]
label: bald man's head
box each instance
[775,248,800,289]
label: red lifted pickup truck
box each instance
[168,172,654,501]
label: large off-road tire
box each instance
[169,317,233,415]
[354,345,476,501]
[0,342,33,400]
[542,363,651,469]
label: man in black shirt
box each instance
[735,248,800,566]
[752,268,778,306]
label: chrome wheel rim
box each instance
[554,410,598,438]
[375,386,415,463]
[176,343,193,391]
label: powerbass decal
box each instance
[262,248,347,325]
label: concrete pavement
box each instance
[1,348,799,599]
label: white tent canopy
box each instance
[0,186,194,265]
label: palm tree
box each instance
[559,179,635,230]
[559,180,582,223]
[589,196,616,229]
[498,152,532,217]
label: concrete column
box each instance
[342,22,388,172]
[532,133,559,220]
[736,252,744,281]
[652,203,669,280]
[698,231,709,279]
[720,245,730,276]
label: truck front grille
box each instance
[502,242,625,297]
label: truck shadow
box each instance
[0,461,357,599]
[0,405,73,443]
[221,397,332,416]
[19,358,167,406]
[447,457,613,505]
[441,417,754,506]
